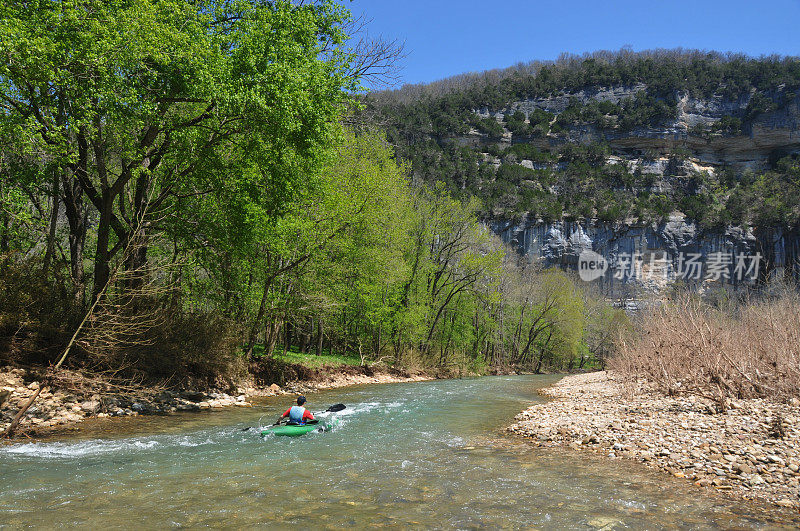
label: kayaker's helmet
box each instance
[297,396,306,406]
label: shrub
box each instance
[0,254,245,388]
[474,117,505,140]
[0,255,78,367]
[612,289,800,410]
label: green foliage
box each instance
[744,92,778,123]
[270,348,362,368]
[504,144,556,163]
[365,50,800,229]
[527,108,554,136]
[504,110,530,136]
[617,91,677,130]
[496,163,539,184]
[0,0,357,305]
[473,116,505,140]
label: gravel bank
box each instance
[1,366,432,438]
[509,371,800,512]
[0,367,254,436]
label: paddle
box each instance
[242,403,346,431]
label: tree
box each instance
[0,0,355,300]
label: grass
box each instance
[252,344,363,369]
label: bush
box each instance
[0,255,245,388]
[474,117,505,140]
[108,307,246,389]
[612,289,800,410]
[0,255,79,367]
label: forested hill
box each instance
[363,50,800,230]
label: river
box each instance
[0,376,792,528]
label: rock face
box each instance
[473,86,800,172]
[467,85,800,290]
[491,215,800,294]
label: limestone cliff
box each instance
[369,52,800,291]
[492,215,800,294]
[471,86,800,173]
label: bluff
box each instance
[492,216,799,296]
[366,50,800,290]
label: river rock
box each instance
[587,516,622,529]
[508,371,800,516]
[768,455,786,466]
[131,402,154,413]
[181,391,207,402]
[80,400,101,414]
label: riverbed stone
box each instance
[80,400,101,414]
[587,516,622,529]
[508,371,800,515]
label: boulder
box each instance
[181,390,207,402]
[80,400,101,414]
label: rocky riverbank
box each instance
[1,365,432,438]
[509,371,800,512]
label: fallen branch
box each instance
[2,200,151,438]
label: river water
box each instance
[0,376,794,528]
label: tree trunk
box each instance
[92,189,113,300]
[123,230,148,292]
[245,274,274,357]
[43,167,60,276]
[264,318,280,358]
[316,317,324,356]
[299,317,310,353]
[0,203,8,253]
[124,172,151,291]
[44,91,66,277]
[284,319,293,355]
[61,168,87,305]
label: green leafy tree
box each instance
[0,0,355,300]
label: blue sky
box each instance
[344,0,800,87]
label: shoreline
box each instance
[509,371,800,513]
[0,365,433,440]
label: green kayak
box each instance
[262,423,319,437]
[261,418,339,437]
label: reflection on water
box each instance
[1,376,796,528]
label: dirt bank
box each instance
[509,371,800,512]
[1,364,433,439]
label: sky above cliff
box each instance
[346,0,800,87]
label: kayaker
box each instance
[279,396,315,425]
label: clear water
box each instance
[0,376,795,529]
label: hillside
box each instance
[364,50,800,230]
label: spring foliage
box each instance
[0,1,621,382]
